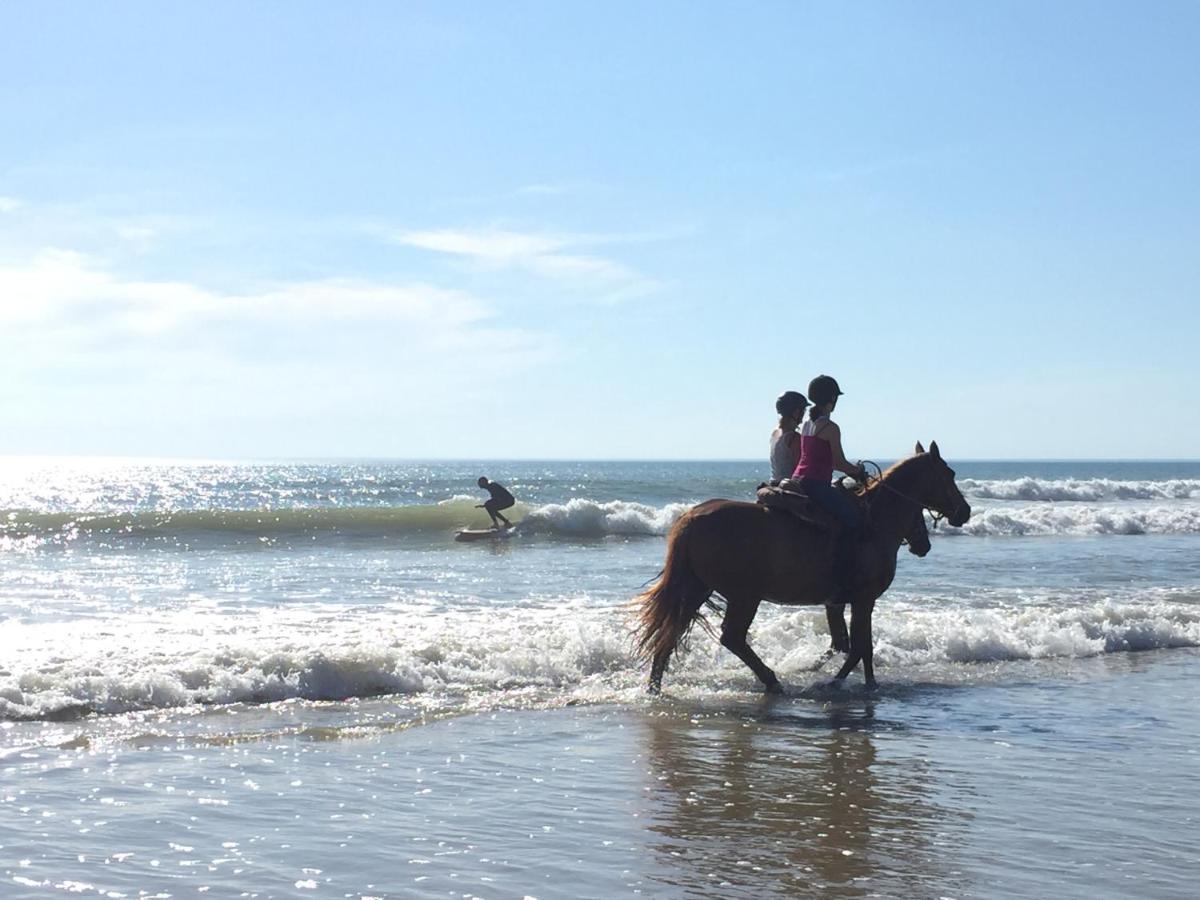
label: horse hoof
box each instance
[865,679,879,691]
[765,681,785,696]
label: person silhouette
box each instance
[476,476,515,529]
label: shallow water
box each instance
[2,458,1199,897]
[5,652,1198,899]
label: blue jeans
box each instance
[799,478,861,592]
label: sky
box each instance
[1,1,1197,460]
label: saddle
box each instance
[755,479,864,533]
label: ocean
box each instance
[2,458,1199,898]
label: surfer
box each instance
[791,375,867,602]
[476,477,515,529]
[769,390,808,483]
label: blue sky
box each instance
[1,1,1197,459]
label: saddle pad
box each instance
[755,484,839,531]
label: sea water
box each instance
[2,459,1198,898]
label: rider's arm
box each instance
[823,422,866,479]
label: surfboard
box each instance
[454,526,515,542]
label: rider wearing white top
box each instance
[769,390,808,483]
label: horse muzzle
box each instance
[948,500,971,527]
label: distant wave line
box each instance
[5,492,1200,546]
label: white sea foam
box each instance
[518,499,1200,540]
[942,504,1200,536]
[870,597,1200,664]
[959,477,1200,502]
[520,498,691,536]
[517,497,1200,538]
[2,591,1197,721]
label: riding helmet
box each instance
[775,390,808,417]
[807,375,844,406]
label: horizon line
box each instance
[3,454,1199,465]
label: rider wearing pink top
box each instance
[792,375,867,602]
[793,418,835,481]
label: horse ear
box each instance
[914,441,925,454]
[930,440,941,459]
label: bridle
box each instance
[858,459,949,530]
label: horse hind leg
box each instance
[648,649,670,695]
[720,596,783,695]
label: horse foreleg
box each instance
[825,603,850,653]
[860,608,876,688]
[720,596,783,694]
[834,600,876,687]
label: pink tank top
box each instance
[792,417,834,482]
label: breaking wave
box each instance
[520,498,691,536]
[5,481,1200,549]
[943,504,1200,536]
[0,497,695,547]
[2,591,1198,721]
[960,477,1200,502]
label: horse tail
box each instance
[633,511,713,669]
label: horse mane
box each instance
[865,451,927,496]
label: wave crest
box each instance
[960,477,1200,502]
[521,498,690,536]
[943,505,1200,536]
[5,484,1200,548]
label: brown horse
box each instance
[635,442,970,693]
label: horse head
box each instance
[910,441,971,527]
[905,505,931,557]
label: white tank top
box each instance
[769,429,800,482]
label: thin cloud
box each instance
[0,248,553,366]
[394,227,646,287]
[0,199,202,258]
[0,247,564,455]
[109,214,198,245]
[399,229,565,264]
